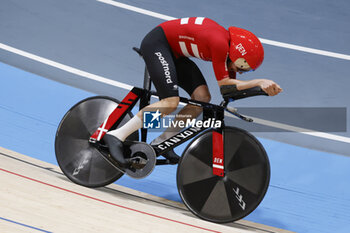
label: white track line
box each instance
[98,0,175,21]
[0,42,349,144]
[246,115,350,144]
[97,0,350,61]
[0,43,133,90]
[259,38,350,60]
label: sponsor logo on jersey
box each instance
[179,35,195,41]
[155,52,173,84]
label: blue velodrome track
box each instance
[1,0,350,232]
[2,57,350,233]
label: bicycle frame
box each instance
[89,86,227,177]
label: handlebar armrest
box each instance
[220,85,268,101]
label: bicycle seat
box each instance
[133,47,143,56]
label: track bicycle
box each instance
[55,48,270,223]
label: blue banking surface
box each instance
[1,62,350,233]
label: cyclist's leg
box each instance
[177,57,211,103]
[135,26,180,119]
[172,84,211,122]
[152,57,210,143]
[106,27,180,165]
[175,57,211,119]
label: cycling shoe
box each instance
[103,134,130,168]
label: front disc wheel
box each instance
[177,126,270,223]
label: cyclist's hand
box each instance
[258,79,283,96]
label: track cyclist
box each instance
[104,17,283,168]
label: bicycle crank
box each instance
[124,141,156,179]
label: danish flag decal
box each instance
[89,88,141,142]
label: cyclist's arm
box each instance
[218,77,262,89]
[217,78,283,96]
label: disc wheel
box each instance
[55,96,138,188]
[177,126,270,223]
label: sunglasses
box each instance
[237,67,253,74]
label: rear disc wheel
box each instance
[55,96,138,188]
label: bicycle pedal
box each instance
[128,156,147,170]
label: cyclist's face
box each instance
[228,61,248,74]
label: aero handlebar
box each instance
[220,85,268,101]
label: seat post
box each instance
[133,46,153,143]
[143,66,151,91]
[140,66,152,143]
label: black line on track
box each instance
[0,151,280,233]
[0,152,62,175]
[0,152,185,210]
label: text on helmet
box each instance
[235,43,247,56]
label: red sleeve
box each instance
[210,39,231,81]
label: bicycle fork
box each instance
[207,105,225,177]
[212,129,224,177]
